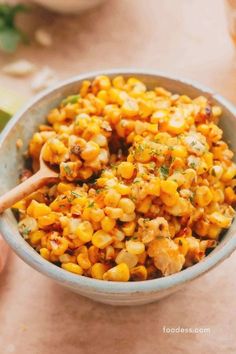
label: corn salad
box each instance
[14,75,236,281]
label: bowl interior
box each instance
[0,69,236,294]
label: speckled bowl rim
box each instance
[1,68,236,295]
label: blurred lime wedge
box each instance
[0,87,25,131]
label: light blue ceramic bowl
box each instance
[0,69,236,306]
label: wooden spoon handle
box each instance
[0,170,52,213]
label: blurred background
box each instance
[0,0,236,353]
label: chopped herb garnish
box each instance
[189,162,196,169]
[159,165,169,178]
[71,191,82,198]
[178,239,183,246]
[62,95,80,105]
[133,179,141,184]
[22,226,30,238]
[64,165,72,176]
[87,201,95,208]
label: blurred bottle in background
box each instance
[225,0,236,44]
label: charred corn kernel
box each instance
[27,200,51,218]
[117,162,135,179]
[115,183,131,195]
[208,212,232,228]
[104,207,123,219]
[92,230,113,249]
[130,266,147,281]
[76,221,93,242]
[104,189,121,207]
[77,253,92,270]
[101,216,116,232]
[91,263,107,279]
[195,186,213,207]
[118,198,135,214]
[49,236,68,256]
[30,230,45,245]
[62,263,83,275]
[126,240,145,255]
[103,263,130,281]
[40,248,50,260]
[122,221,136,236]
[174,237,189,256]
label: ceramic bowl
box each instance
[31,0,108,14]
[0,69,236,306]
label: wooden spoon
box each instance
[0,145,59,213]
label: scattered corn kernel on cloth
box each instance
[0,87,25,273]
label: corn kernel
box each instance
[104,189,121,207]
[122,221,136,236]
[27,200,51,218]
[101,216,116,232]
[117,162,135,179]
[30,230,45,245]
[126,240,145,255]
[174,237,189,256]
[115,249,138,268]
[81,141,100,161]
[91,263,107,279]
[92,230,113,249]
[40,248,50,260]
[208,212,232,228]
[118,198,135,214]
[195,186,213,207]
[49,235,68,256]
[76,221,93,243]
[62,263,83,275]
[103,263,130,281]
[130,265,147,281]
[77,253,92,270]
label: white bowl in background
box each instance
[31,0,107,14]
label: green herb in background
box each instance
[0,3,29,53]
